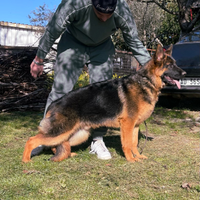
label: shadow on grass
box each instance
[37,129,153,160]
[0,111,43,129]
[37,134,124,159]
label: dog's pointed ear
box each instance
[165,44,173,56]
[155,44,164,62]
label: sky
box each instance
[0,0,61,25]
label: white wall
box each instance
[0,22,43,47]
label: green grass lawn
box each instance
[0,107,199,200]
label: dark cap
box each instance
[92,0,117,13]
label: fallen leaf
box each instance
[181,183,191,190]
[23,170,41,175]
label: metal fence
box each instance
[113,49,155,76]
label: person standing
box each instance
[30,0,151,160]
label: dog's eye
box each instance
[165,62,172,67]
[166,63,173,69]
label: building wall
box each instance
[0,21,43,47]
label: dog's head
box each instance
[151,44,186,89]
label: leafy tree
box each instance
[177,0,200,35]
[129,1,164,48]
[135,0,200,36]
[155,2,181,46]
[112,29,132,51]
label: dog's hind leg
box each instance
[50,129,90,161]
[22,130,74,163]
[50,141,71,162]
[22,133,46,163]
[51,142,77,161]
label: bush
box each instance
[46,71,123,91]
[73,71,90,90]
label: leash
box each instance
[138,121,168,169]
[136,39,166,165]
[138,38,163,154]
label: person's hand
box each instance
[30,56,44,78]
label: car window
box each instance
[172,43,200,68]
[179,30,200,43]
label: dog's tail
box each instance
[38,111,81,137]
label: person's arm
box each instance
[31,0,75,78]
[115,3,151,66]
[30,56,44,79]
[36,0,75,59]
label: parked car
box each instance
[161,28,200,97]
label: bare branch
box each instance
[132,0,179,15]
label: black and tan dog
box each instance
[22,44,186,163]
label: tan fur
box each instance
[69,129,90,146]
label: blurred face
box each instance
[93,6,113,22]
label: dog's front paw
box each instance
[70,152,77,157]
[123,150,141,162]
[22,158,31,163]
[126,157,141,163]
[137,154,148,159]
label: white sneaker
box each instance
[31,145,45,157]
[89,140,112,160]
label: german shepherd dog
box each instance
[22,44,186,163]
